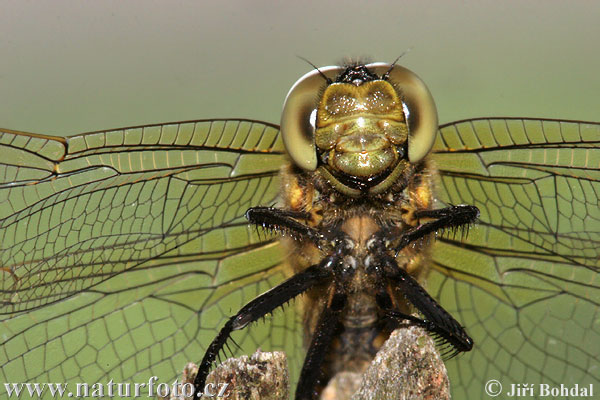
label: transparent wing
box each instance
[0,120,303,396]
[3,117,598,399]
[429,118,600,398]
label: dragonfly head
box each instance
[281,62,438,195]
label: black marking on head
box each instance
[336,64,381,85]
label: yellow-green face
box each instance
[314,81,408,181]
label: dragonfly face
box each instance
[0,62,598,399]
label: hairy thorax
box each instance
[279,157,436,379]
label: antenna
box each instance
[297,56,333,84]
[382,48,412,80]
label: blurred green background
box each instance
[2,0,599,136]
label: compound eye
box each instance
[366,63,438,163]
[280,66,344,171]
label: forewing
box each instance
[429,118,600,397]
[0,120,297,393]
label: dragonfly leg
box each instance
[246,206,329,247]
[393,204,479,253]
[193,260,333,397]
[367,243,473,355]
[295,287,346,400]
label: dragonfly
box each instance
[1,62,599,399]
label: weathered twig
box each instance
[162,351,289,400]
[206,350,289,399]
[168,323,449,399]
[350,324,450,400]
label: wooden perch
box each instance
[162,351,289,400]
[167,323,449,399]
[350,324,450,400]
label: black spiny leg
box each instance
[193,262,333,397]
[394,205,479,254]
[246,206,329,247]
[366,204,478,357]
[194,206,347,397]
[246,206,358,399]
[374,261,473,356]
[296,289,346,400]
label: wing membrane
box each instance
[2,117,598,398]
[0,120,285,312]
[429,118,599,397]
[0,120,301,393]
